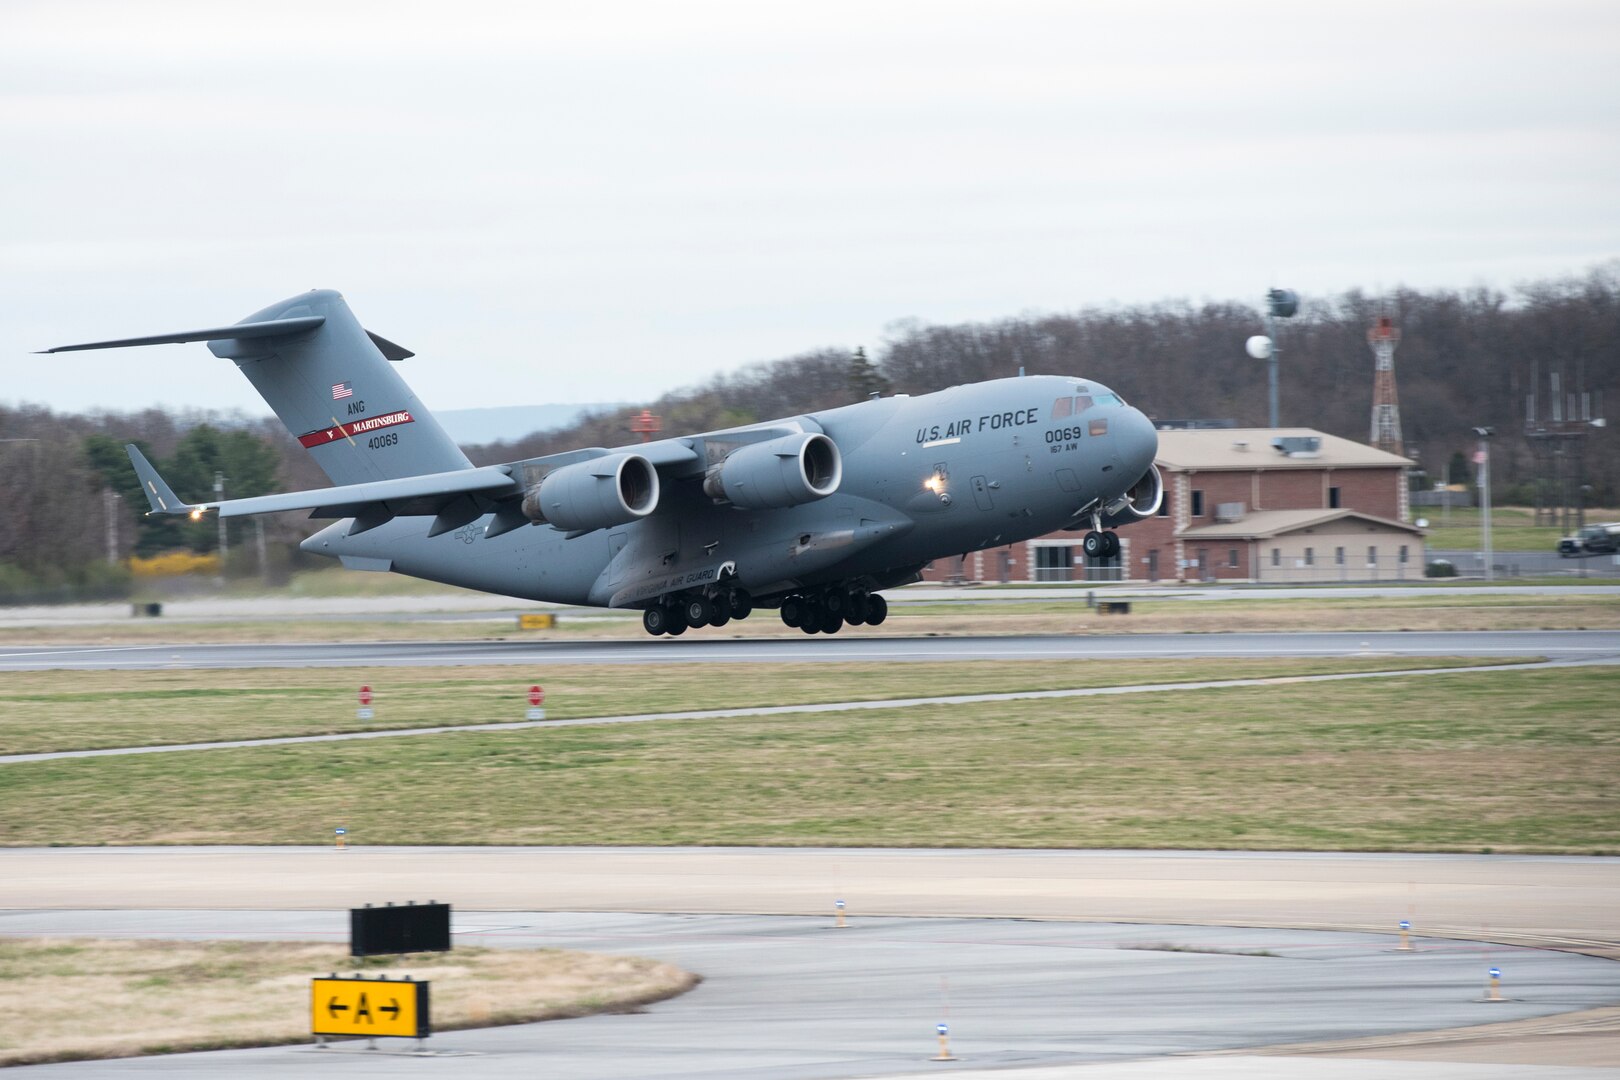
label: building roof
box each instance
[1179,508,1425,540]
[1154,428,1412,471]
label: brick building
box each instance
[924,428,1425,584]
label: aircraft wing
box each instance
[125,444,520,536]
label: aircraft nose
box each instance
[1116,406,1158,479]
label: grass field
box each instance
[1418,505,1619,551]
[5,590,1617,646]
[3,666,1613,853]
[0,657,1501,755]
[0,938,694,1067]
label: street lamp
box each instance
[1247,288,1298,428]
[1473,427,1493,582]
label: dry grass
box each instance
[0,657,1501,755]
[0,938,695,1067]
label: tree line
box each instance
[4,265,1614,601]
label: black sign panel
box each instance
[350,902,451,957]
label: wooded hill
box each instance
[4,265,1615,600]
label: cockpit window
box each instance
[1074,394,1094,412]
[1051,397,1073,420]
[1094,393,1122,407]
[1089,418,1109,436]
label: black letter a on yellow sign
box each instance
[355,992,372,1022]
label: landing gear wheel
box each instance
[821,613,843,634]
[666,621,687,636]
[684,596,715,628]
[1102,531,1121,559]
[846,593,870,625]
[710,608,731,628]
[780,596,805,628]
[729,590,753,620]
[642,607,669,636]
[823,590,846,617]
[865,594,888,626]
[1082,531,1105,559]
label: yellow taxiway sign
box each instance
[311,976,430,1038]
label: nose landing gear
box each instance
[1082,530,1120,560]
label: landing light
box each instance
[189,508,205,521]
[923,474,945,494]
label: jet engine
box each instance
[1099,463,1163,527]
[703,432,842,510]
[521,453,660,532]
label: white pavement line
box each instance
[1,658,1591,765]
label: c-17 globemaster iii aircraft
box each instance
[46,290,1162,636]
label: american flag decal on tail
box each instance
[332,382,354,399]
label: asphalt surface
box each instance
[4,848,1619,1079]
[3,629,1619,671]
[6,909,1618,1080]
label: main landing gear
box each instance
[642,587,754,637]
[778,585,887,636]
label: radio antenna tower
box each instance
[1368,314,1403,456]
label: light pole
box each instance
[214,471,227,586]
[1474,427,1493,582]
[1246,288,1298,428]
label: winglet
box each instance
[125,444,196,516]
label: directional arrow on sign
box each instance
[328,998,349,1017]
[381,999,400,1019]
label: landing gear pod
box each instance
[703,432,842,510]
[522,453,660,532]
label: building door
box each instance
[1146,549,1159,581]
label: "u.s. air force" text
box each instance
[916,407,1038,444]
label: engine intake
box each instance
[703,432,842,510]
[521,453,660,532]
[1101,463,1163,527]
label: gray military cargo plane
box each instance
[45,290,1161,635]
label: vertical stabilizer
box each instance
[209,290,471,485]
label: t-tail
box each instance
[42,289,471,486]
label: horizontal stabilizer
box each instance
[125,447,520,524]
[39,316,326,354]
[125,445,191,514]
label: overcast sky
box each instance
[4,0,1617,419]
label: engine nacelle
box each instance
[703,432,842,510]
[1100,463,1164,527]
[521,453,660,532]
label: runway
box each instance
[4,629,1619,670]
[4,848,1619,1079]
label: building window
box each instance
[1368,545,1378,564]
[1399,545,1409,564]
[1335,546,1345,565]
[1329,486,1341,508]
[1191,490,1205,516]
[1228,548,1239,568]
[1158,496,1169,517]
[1271,548,1280,567]
[1304,547,1314,566]
[1034,546,1071,582]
